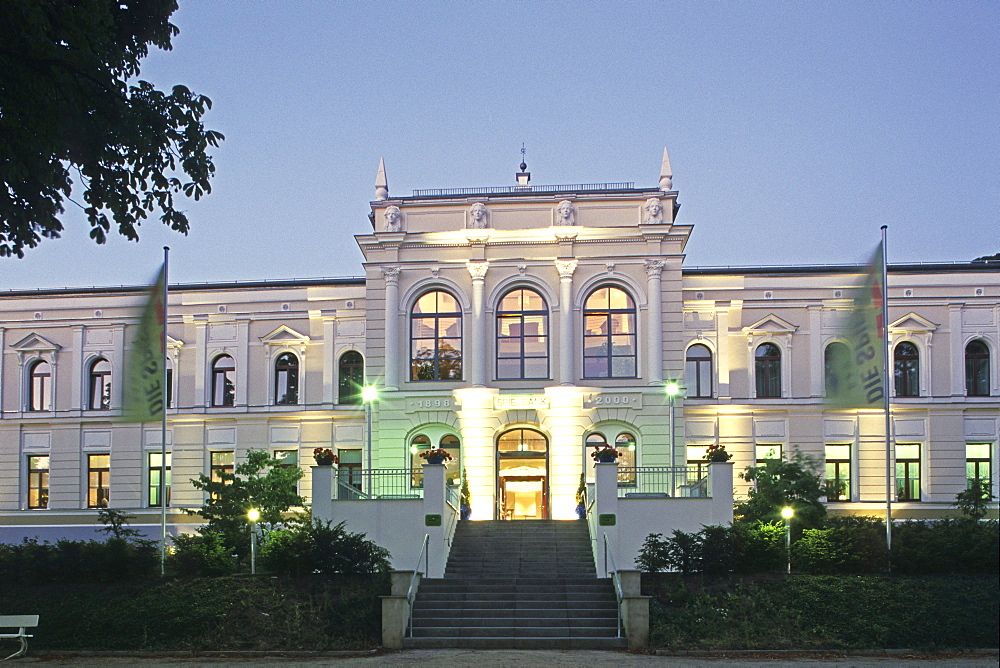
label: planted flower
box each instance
[313,447,338,466]
[703,444,732,463]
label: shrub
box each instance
[792,516,888,574]
[261,519,391,576]
[0,537,158,584]
[732,522,784,573]
[169,531,236,577]
[893,518,999,574]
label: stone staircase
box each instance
[404,520,626,649]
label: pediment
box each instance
[260,325,310,346]
[889,313,937,333]
[10,333,61,353]
[743,315,798,335]
[167,335,185,349]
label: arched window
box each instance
[274,352,299,405]
[165,360,174,409]
[754,343,781,398]
[824,342,851,396]
[409,434,432,487]
[497,288,549,379]
[685,344,712,398]
[583,286,637,379]
[966,340,990,397]
[894,342,919,397]
[29,360,51,411]
[615,432,637,484]
[440,434,461,485]
[338,351,364,404]
[89,358,112,410]
[211,355,236,407]
[410,290,463,381]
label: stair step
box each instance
[403,636,628,650]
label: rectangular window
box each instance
[895,443,921,501]
[28,455,50,509]
[274,449,299,493]
[210,451,234,499]
[148,452,172,507]
[337,449,362,499]
[686,445,709,485]
[825,444,851,501]
[87,454,110,508]
[966,443,992,488]
[755,444,782,464]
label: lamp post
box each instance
[665,381,681,469]
[247,508,260,575]
[362,386,378,494]
[781,506,794,574]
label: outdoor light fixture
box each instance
[665,381,683,468]
[781,506,794,574]
[362,385,378,488]
[247,508,260,575]
[665,381,681,397]
[361,385,379,403]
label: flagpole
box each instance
[160,247,169,577]
[880,226,892,565]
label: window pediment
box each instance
[889,313,937,334]
[260,325,310,346]
[167,335,185,350]
[11,333,61,354]
[743,315,797,336]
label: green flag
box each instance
[121,265,166,423]
[826,242,887,409]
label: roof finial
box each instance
[516,144,530,186]
[659,147,673,191]
[375,157,388,200]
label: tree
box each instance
[189,449,304,558]
[0,0,223,258]
[736,450,827,530]
[972,253,1000,264]
[954,478,996,520]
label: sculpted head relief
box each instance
[384,205,402,231]
[644,198,664,224]
[555,200,576,225]
[469,202,488,228]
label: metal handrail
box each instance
[406,533,430,638]
[603,533,624,638]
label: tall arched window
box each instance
[583,286,637,379]
[894,342,919,397]
[89,358,112,410]
[211,355,236,407]
[274,352,299,405]
[497,288,549,379]
[29,360,51,411]
[824,342,851,396]
[685,344,712,398]
[410,290,462,381]
[754,343,781,398]
[338,351,364,404]
[966,339,990,397]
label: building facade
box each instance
[1,154,997,542]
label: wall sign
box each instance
[425,514,442,527]
[598,514,617,526]
[494,395,550,410]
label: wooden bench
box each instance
[0,615,38,660]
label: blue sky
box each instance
[2,0,997,290]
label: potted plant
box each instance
[704,444,732,463]
[590,444,619,464]
[313,447,338,466]
[460,468,472,520]
[419,448,453,465]
[575,473,587,519]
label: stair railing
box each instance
[406,533,430,638]
[602,533,624,638]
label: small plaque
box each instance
[598,514,616,526]
[425,514,442,527]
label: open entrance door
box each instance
[497,428,548,519]
[499,475,547,520]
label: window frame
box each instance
[88,358,112,410]
[824,341,851,398]
[965,339,991,397]
[754,343,782,398]
[755,443,783,464]
[582,285,638,380]
[496,287,550,380]
[966,443,992,489]
[338,350,364,404]
[410,290,464,382]
[27,455,50,509]
[273,352,300,405]
[893,341,920,397]
[824,444,852,501]
[211,354,236,407]
[87,453,110,508]
[685,344,713,399]
[895,443,921,501]
[28,359,52,412]
[148,452,172,508]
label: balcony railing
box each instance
[336,468,423,500]
[616,466,709,498]
[412,182,636,197]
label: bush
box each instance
[0,537,158,585]
[635,522,784,574]
[792,516,889,574]
[261,519,391,576]
[893,518,999,574]
[169,531,236,577]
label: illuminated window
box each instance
[274,449,299,494]
[615,432,636,485]
[685,345,712,398]
[337,449,362,498]
[274,352,299,405]
[211,355,236,407]
[756,444,782,464]
[89,358,112,410]
[210,451,234,484]
[583,286,637,379]
[87,454,110,508]
[496,288,549,380]
[29,360,52,411]
[148,452,172,507]
[410,290,463,381]
[893,342,919,397]
[895,443,920,501]
[966,443,992,489]
[966,340,990,397]
[409,434,431,487]
[824,444,851,501]
[754,344,781,398]
[686,446,709,485]
[27,455,49,509]
[338,351,364,404]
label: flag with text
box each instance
[121,265,166,423]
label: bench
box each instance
[0,615,38,660]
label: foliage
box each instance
[0,574,388,651]
[260,518,391,577]
[96,508,153,544]
[418,447,453,461]
[972,252,1000,263]
[954,478,996,519]
[635,522,783,574]
[168,531,235,577]
[0,537,157,585]
[0,0,224,257]
[645,573,999,650]
[703,444,732,462]
[461,468,472,508]
[188,449,305,559]
[892,518,999,575]
[312,447,337,465]
[590,444,619,461]
[736,450,827,530]
[791,515,888,574]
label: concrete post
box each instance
[382,570,421,649]
[594,462,619,577]
[621,595,650,650]
[709,462,735,525]
[422,463,450,578]
[310,465,335,523]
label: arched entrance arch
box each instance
[496,427,548,520]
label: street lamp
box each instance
[665,381,682,469]
[362,386,379,492]
[781,506,794,574]
[247,508,260,575]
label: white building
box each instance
[1,152,997,543]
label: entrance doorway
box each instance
[497,428,548,519]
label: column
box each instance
[555,260,578,386]
[644,260,664,385]
[382,267,400,390]
[466,261,489,387]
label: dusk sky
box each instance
[2,0,996,290]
